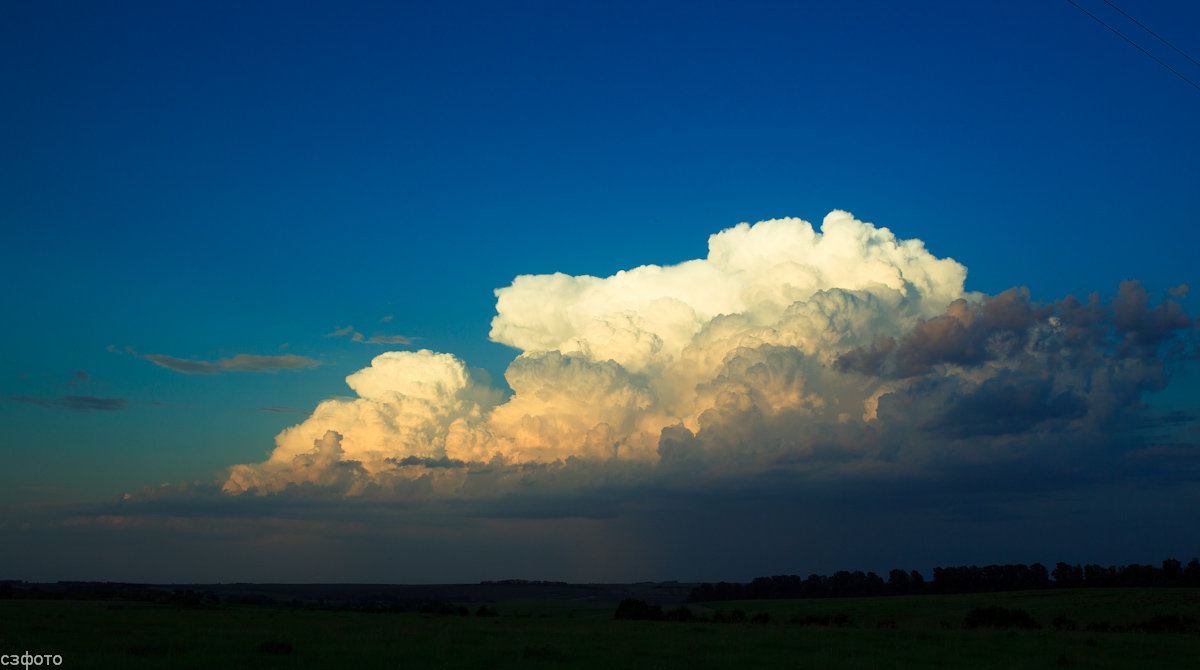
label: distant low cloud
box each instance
[130,351,321,375]
[3,394,127,412]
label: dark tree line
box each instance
[688,558,1200,602]
[614,598,769,624]
[0,582,221,607]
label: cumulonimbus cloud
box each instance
[218,211,1196,498]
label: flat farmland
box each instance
[1,588,1198,669]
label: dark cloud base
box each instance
[5,469,1200,584]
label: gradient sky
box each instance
[2,0,1199,583]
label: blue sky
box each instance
[2,0,1199,582]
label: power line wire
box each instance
[1100,0,1200,69]
[1064,0,1200,93]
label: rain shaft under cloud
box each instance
[221,211,1195,498]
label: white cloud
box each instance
[220,211,1194,498]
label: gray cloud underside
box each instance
[12,474,1200,583]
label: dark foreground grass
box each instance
[1,588,1198,669]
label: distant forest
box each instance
[687,558,1200,602]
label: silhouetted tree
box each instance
[864,571,886,596]
[1185,558,1200,586]
[1084,564,1115,587]
[1117,563,1154,586]
[1053,562,1083,587]
[909,570,926,593]
[1162,558,1183,585]
[1029,563,1050,588]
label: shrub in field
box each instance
[1052,615,1079,631]
[1137,613,1196,634]
[790,612,854,627]
[126,643,173,656]
[522,645,570,661]
[664,605,694,622]
[420,600,469,616]
[711,609,747,623]
[614,598,663,621]
[475,604,499,617]
[961,606,1041,630]
[256,640,293,655]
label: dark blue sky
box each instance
[2,0,1198,582]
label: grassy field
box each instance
[1,588,1198,668]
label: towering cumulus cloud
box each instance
[221,211,1194,496]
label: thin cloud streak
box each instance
[134,352,321,375]
[256,406,308,415]
[3,394,128,412]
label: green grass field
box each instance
[2,588,1198,668]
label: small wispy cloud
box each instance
[326,325,412,346]
[352,332,412,345]
[115,346,321,375]
[66,370,89,388]
[3,394,128,412]
[256,406,308,415]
